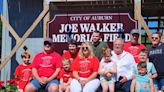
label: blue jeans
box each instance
[30,79,59,90]
[115,80,132,92]
[154,77,164,90]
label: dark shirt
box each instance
[148,43,164,78]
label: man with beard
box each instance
[91,31,109,61]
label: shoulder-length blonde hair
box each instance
[78,42,95,58]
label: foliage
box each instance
[0,78,19,92]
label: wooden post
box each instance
[43,3,50,38]
[134,0,141,43]
[0,5,49,70]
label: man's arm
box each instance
[47,68,61,82]
[32,68,40,80]
[32,68,45,85]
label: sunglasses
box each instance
[152,37,159,40]
[44,41,52,46]
[82,47,88,50]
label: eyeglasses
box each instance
[82,47,88,50]
[114,44,123,46]
[152,37,159,40]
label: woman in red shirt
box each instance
[70,42,100,92]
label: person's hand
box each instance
[80,80,88,87]
[104,70,109,75]
[132,75,135,80]
[105,72,112,78]
[148,73,152,78]
[41,77,50,84]
[38,78,45,85]
[119,76,127,83]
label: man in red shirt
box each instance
[124,29,146,63]
[25,38,62,92]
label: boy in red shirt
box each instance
[59,58,72,92]
[14,51,33,92]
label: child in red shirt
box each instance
[59,58,72,92]
[14,51,33,92]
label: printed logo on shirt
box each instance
[149,49,162,56]
[22,69,32,81]
[40,56,53,67]
[128,46,139,57]
[79,59,91,74]
[63,74,71,82]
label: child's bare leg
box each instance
[65,85,70,92]
[59,85,63,92]
[101,82,108,92]
[108,82,115,92]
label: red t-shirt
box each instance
[32,52,62,77]
[124,42,146,63]
[58,69,72,83]
[72,56,99,78]
[14,64,33,90]
[62,51,78,59]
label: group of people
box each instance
[13,29,164,92]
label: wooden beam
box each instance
[1,16,20,41]
[43,4,50,38]
[0,5,49,70]
[0,15,33,58]
[141,15,152,41]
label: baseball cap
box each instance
[44,38,53,45]
[130,29,139,35]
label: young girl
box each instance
[14,51,33,92]
[131,61,154,92]
[98,48,117,92]
[59,58,72,92]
